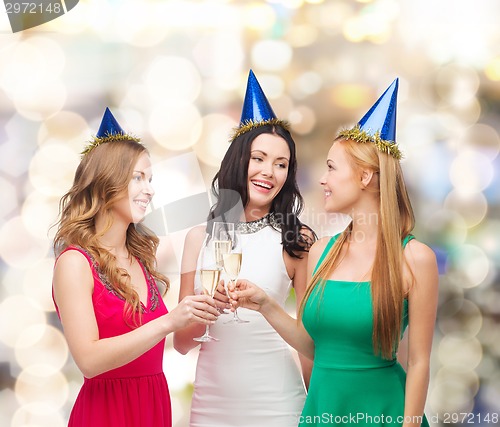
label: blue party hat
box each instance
[82,108,140,156]
[231,70,289,141]
[96,107,126,138]
[337,79,402,159]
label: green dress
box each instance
[300,234,429,427]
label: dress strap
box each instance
[313,233,341,275]
[402,234,415,248]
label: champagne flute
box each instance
[212,222,233,270]
[212,222,233,313]
[193,238,220,342]
[223,229,249,324]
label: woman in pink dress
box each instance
[52,108,220,427]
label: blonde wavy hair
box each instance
[299,137,415,359]
[53,140,169,327]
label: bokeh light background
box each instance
[1,0,500,426]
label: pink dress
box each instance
[53,246,171,427]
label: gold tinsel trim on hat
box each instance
[81,133,141,157]
[230,118,290,142]
[337,125,403,160]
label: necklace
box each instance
[235,212,281,234]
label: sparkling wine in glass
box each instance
[223,230,248,324]
[212,222,234,313]
[193,242,221,342]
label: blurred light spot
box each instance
[193,35,244,80]
[449,149,493,194]
[150,153,207,209]
[243,3,276,31]
[343,1,398,43]
[194,114,237,167]
[113,2,168,47]
[145,56,201,104]
[12,404,65,427]
[37,111,89,149]
[468,220,500,264]
[485,56,500,81]
[271,0,304,8]
[0,37,64,99]
[149,103,202,151]
[21,191,60,240]
[429,368,477,415]
[251,40,293,71]
[446,244,489,288]
[286,24,319,47]
[16,325,68,373]
[404,138,453,202]
[331,84,371,109]
[424,209,467,248]
[0,176,17,220]
[255,75,285,100]
[288,105,316,135]
[15,366,68,411]
[438,299,482,338]
[485,292,500,317]
[0,217,50,270]
[308,2,352,33]
[23,257,57,312]
[163,348,198,392]
[29,143,79,197]
[0,295,46,347]
[435,65,479,108]
[444,190,487,228]
[476,353,496,381]
[171,395,186,425]
[292,71,323,98]
[462,123,500,160]
[438,335,482,372]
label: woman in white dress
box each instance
[173,70,315,427]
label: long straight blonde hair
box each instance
[53,140,169,327]
[299,138,415,359]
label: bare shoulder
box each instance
[53,249,93,299]
[310,236,331,259]
[184,225,207,249]
[404,239,437,269]
[404,239,438,295]
[54,249,91,276]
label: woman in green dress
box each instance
[229,79,438,426]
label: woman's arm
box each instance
[231,280,315,360]
[231,238,328,360]
[284,243,313,388]
[53,249,219,378]
[402,240,439,427]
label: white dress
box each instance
[190,219,306,427]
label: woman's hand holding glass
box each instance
[193,235,223,342]
[227,279,270,313]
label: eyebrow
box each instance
[251,150,290,161]
[133,170,152,178]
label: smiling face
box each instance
[320,141,363,214]
[246,133,290,217]
[111,152,155,224]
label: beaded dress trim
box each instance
[235,213,281,234]
[77,247,159,312]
